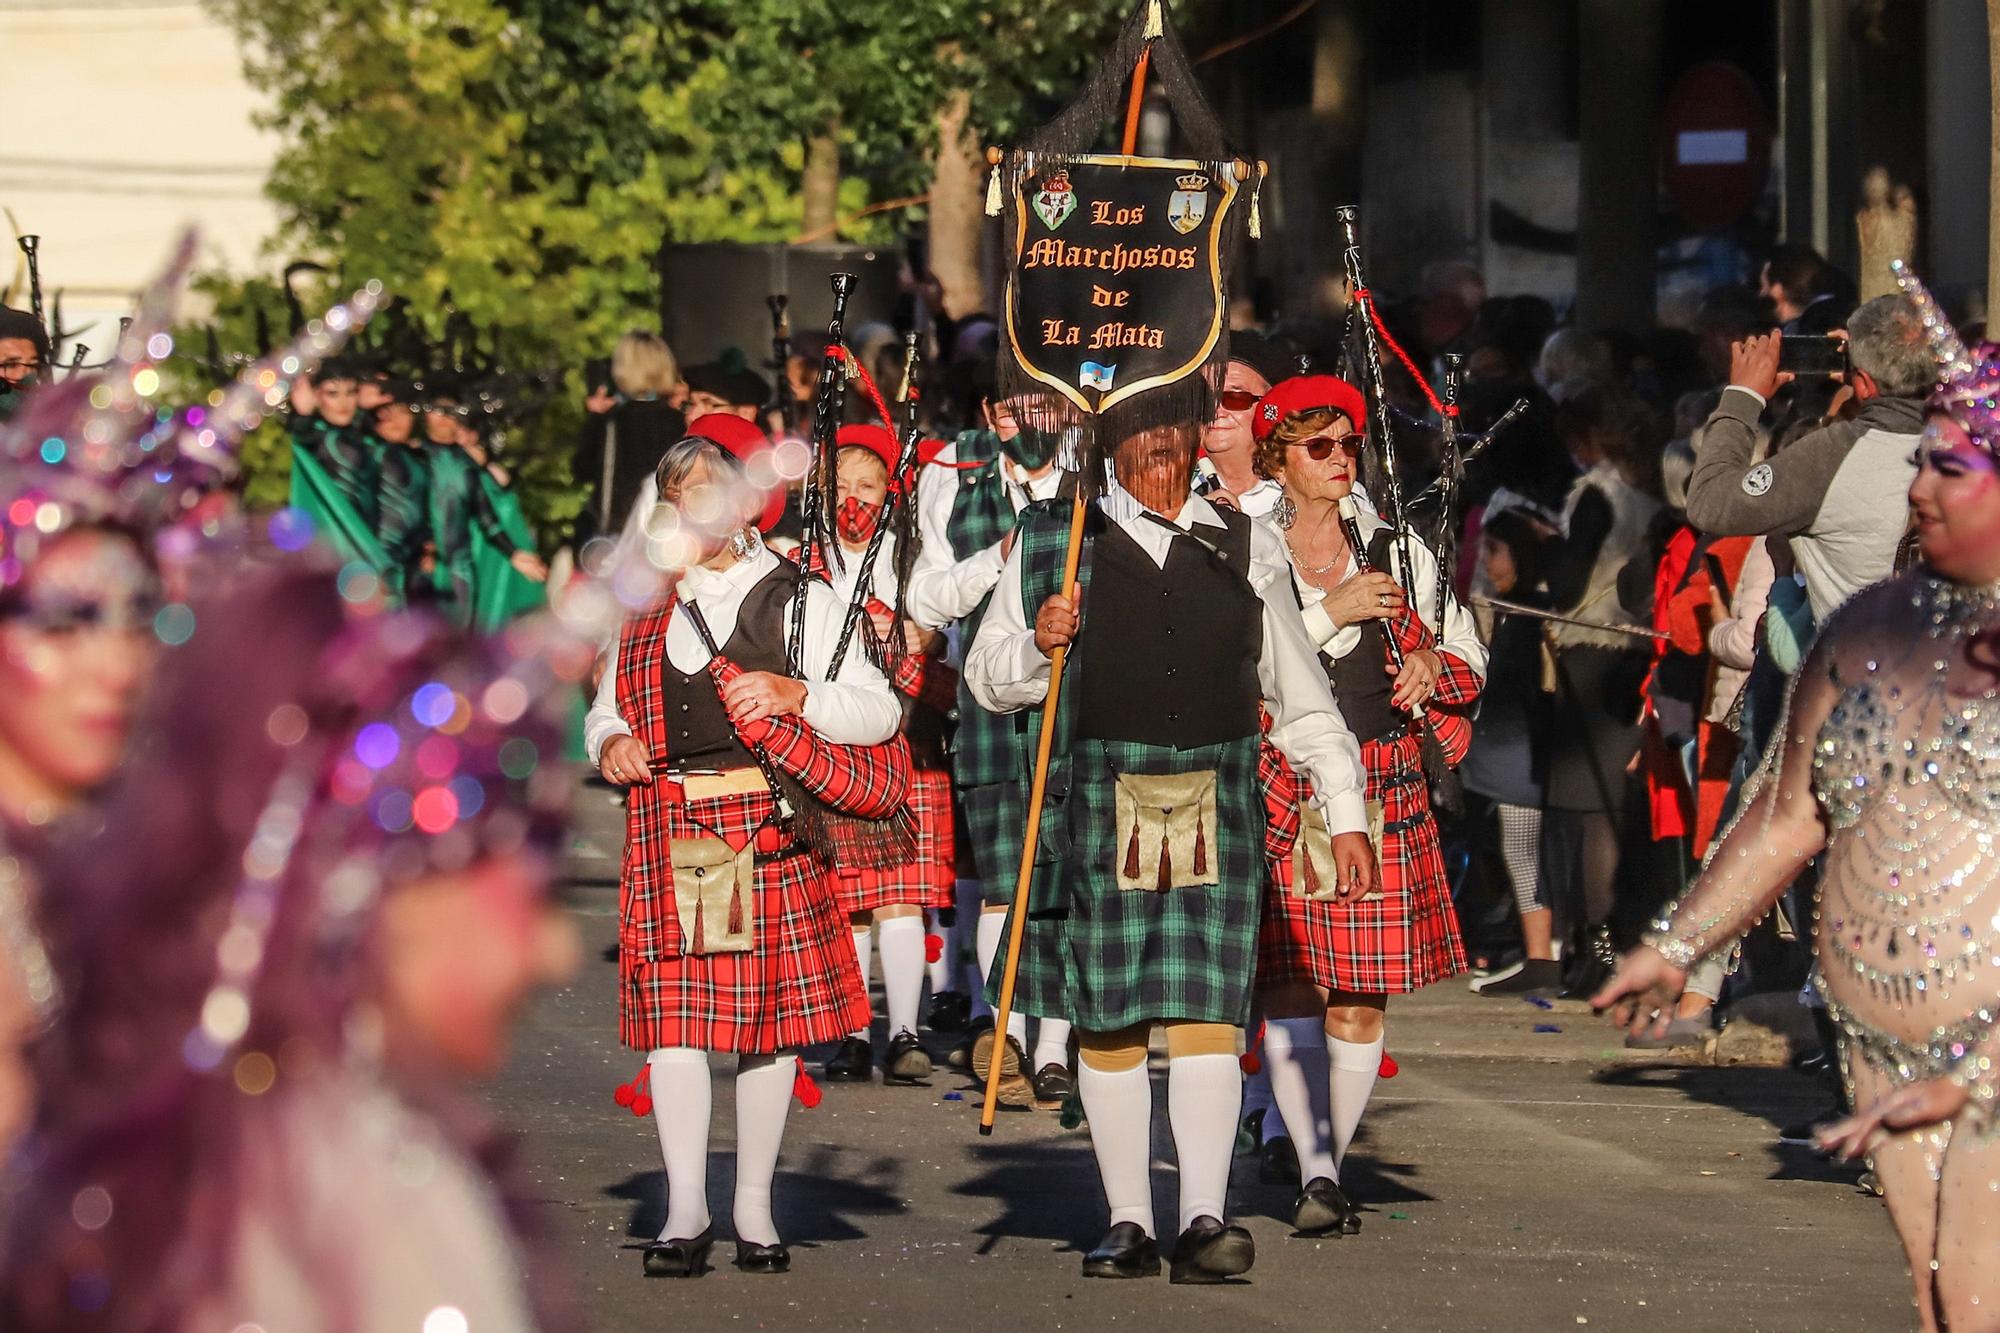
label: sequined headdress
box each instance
[1892,258,2000,453]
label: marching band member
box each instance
[1247,373,1484,1236]
[967,415,1374,1284]
[586,428,907,1277]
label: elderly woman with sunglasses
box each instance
[1244,373,1486,1237]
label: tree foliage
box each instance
[196,0,1140,535]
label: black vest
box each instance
[1075,511,1262,749]
[1325,619,1403,744]
[1321,528,1404,744]
[661,563,798,768]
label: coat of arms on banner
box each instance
[1167,172,1209,235]
[1033,170,1078,231]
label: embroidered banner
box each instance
[1003,155,1240,418]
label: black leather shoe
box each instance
[642,1224,715,1278]
[884,1029,933,1082]
[733,1239,791,1273]
[1032,1061,1074,1103]
[1291,1177,1351,1237]
[824,1036,873,1081]
[1169,1215,1255,1284]
[1081,1221,1160,1278]
[946,1016,993,1070]
[1259,1134,1301,1185]
[927,989,972,1033]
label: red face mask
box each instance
[836,495,883,544]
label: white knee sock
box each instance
[1327,1034,1384,1181]
[732,1054,796,1247]
[875,915,926,1038]
[974,910,1028,1045]
[1263,1018,1335,1182]
[848,925,873,1040]
[647,1047,713,1240]
[1032,1017,1073,1072]
[1077,1059,1155,1237]
[1168,1052,1243,1234]
[927,913,954,994]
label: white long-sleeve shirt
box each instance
[584,541,902,764]
[904,439,1066,631]
[964,480,1370,836]
[1286,506,1489,681]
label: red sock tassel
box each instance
[1193,820,1207,877]
[1123,824,1141,880]
[793,1057,823,1109]
[925,932,944,964]
[1240,1020,1264,1076]
[614,1062,654,1117]
[1379,1051,1399,1079]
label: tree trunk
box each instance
[800,130,841,242]
[1989,0,2000,306]
[1574,0,1663,331]
[928,88,989,320]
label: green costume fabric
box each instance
[469,467,544,630]
[289,415,380,532]
[289,438,388,571]
[984,500,1266,1030]
[374,438,433,604]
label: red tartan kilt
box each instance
[827,766,956,913]
[1259,733,1468,994]
[620,790,870,1054]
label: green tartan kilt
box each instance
[961,780,1029,907]
[986,733,1264,1031]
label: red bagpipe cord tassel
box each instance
[1240,1020,1264,1075]
[1123,824,1142,880]
[793,1057,823,1109]
[1379,1051,1399,1079]
[614,1062,655,1117]
[925,932,944,964]
[1192,820,1207,877]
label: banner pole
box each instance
[980,29,1154,1137]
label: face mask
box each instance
[1001,427,1060,470]
[835,495,883,544]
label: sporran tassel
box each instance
[1124,823,1142,880]
[1156,832,1172,892]
[1192,819,1207,877]
[727,884,744,935]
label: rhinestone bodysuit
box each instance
[1805,578,2000,1109]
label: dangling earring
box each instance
[729,527,757,560]
[1273,494,1297,530]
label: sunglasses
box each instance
[1290,434,1355,461]
[1218,389,1260,412]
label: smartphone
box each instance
[584,356,612,396]
[1701,550,1730,598]
[1778,334,1847,378]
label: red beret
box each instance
[1251,374,1367,443]
[835,422,900,473]
[687,412,786,533]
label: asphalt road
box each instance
[491,785,1911,1332]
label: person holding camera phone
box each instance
[1684,293,1933,625]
